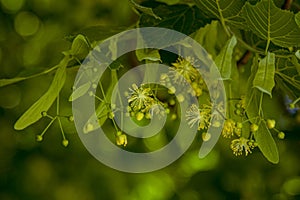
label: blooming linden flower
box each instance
[186,104,201,128]
[169,56,198,85]
[127,84,154,112]
[230,137,255,156]
[186,103,212,130]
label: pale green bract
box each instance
[64,34,90,60]
[253,52,275,97]
[69,81,91,102]
[241,0,300,48]
[254,122,279,164]
[14,56,70,130]
[214,36,237,80]
[83,70,118,134]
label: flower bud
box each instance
[36,135,43,142]
[116,133,127,147]
[62,139,69,147]
[266,119,276,129]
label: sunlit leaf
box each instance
[253,52,275,97]
[129,0,161,19]
[254,122,279,164]
[214,36,237,80]
[69,81,91,102]
[14,57,70,130]
[241,0,300,47]
[194,0,246,27]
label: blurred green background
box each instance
[1,0,300,199]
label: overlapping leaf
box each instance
[192,21,228,58]
[130,0,161,19]
[241,0,300,48]
[139,4,210,35]
[194,0,245,27]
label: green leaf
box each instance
[69,81,91,102]
[254,122,279,164]
[83,70,118,133]
[296,50,300,60]
[214,36,237,80]
[156,0,181,5]
[194,0,246,27]
[66,26,127,43]
[253,52,275,97]
[296,12,300,28]
[139,4,210,35]
[191,20,228,58]
[136,49,161,62]
[129,0,161,19]
[14,56,70,130]
[241,0,300,48]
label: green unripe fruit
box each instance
[236,122,243,129]
[234,109,241,116]
[68,115,74,122]
[235,103,241,109]
[108,112,115,119]
[250,123,259,132]
[41,111,47,117]
[278,132,285,139]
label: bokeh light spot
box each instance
[14,11,40,37]
[1,0,24,12]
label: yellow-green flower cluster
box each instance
[160,56,206,97]
[230,137,256,156]
[186,103,223,131]
[127,83,165,121]
[221,119,243,138]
